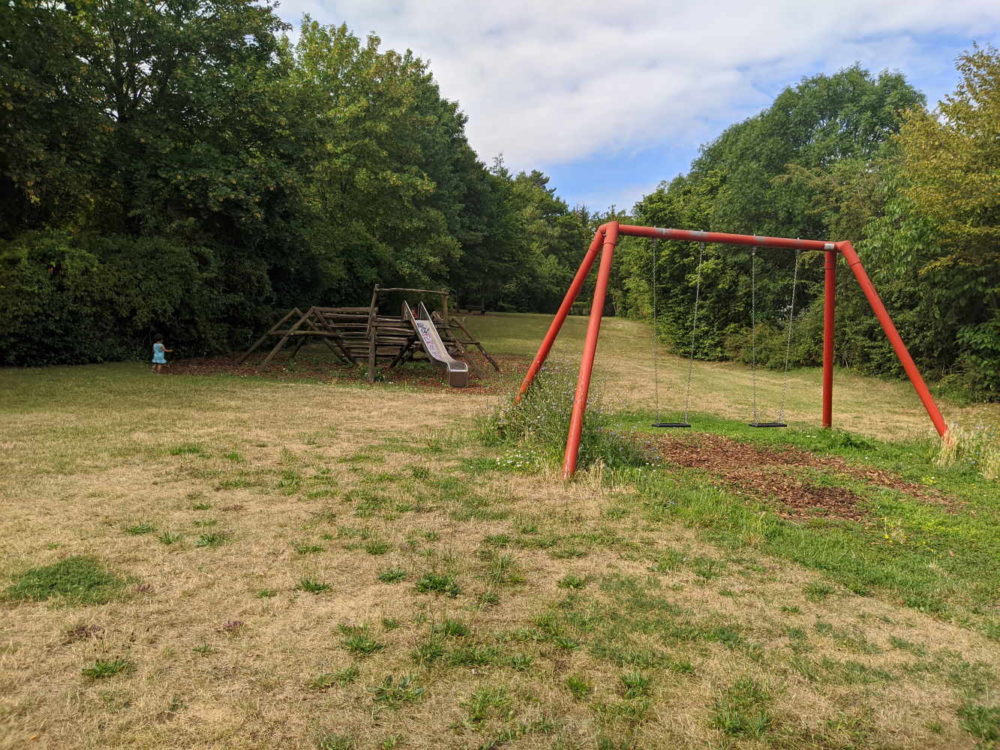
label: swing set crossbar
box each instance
[515,222,950,479]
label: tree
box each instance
[618,67,925,364]
[893,46,1000,396]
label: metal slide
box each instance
[403,301,469,387]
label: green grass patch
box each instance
[5,556,127,605]
[710,677,773,738]
[81,658,134,680]
[377,568,407,584]
[296,578,330,594]
[415,572,461,598]
[338,625,384,657]
[958,702,1000,743]
[123,523,156,535]
[371,675,424,708]
[195,532,228,548]
[599,412,1000,635]
[309,665,360,690]
[463,685,513,724]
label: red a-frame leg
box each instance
[838,242,948,437]
[822,248,836,428]
[562,222,619,479]
[516,226,607,403]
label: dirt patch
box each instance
[164,352,529,393]
[656,432,948,521]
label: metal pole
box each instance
[822,249,837,428]
[618,225,833,253]
[838,242,948,437]
[563,222,619,479]
[516,226,606,402]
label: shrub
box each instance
[0,230,270,365]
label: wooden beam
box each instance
[237,307,301,364]
[260,308,311,366]
[450,316,501,372]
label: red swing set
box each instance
[516,222,949,479]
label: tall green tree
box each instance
[618,67,925,364]
[890,45,1000,396]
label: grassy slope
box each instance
[466,312,1000,440]
[0,314,998,749]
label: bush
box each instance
[0,230,272,365]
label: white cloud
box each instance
[275,0,1000,170]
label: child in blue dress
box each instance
[151,334,173,374]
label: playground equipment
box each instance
[517,222,950,479]
[403,301,469,387]
[238,286,499,386]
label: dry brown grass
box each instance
[2,314,999,748]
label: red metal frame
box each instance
[516,222,950,479]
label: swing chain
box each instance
[684,243,704,423]
[651,239,660,424]
[750,247,759,424]
[777,249,802,424]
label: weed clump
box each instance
[711,677,773,738]
[296,578,330,594]
[463,685,513,724]
[566,675,593,700]
[309,665,360,689]
[377,568,407,584]
[338,625,384,656]
[195,532,229,548]
[371,675,424,707]
[82,658,134,680]
[938,424,1000,480]
[415,572,460,598]
[479,369,651,473]
[124,523,156,535]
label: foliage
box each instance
[710,677,773,738]
[616,67,923,364]
[614,55,1000,400]
[895,45,1000,397]
[0,3,585,365]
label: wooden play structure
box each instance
[238,286,499,387]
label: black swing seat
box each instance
[749,422,787,428]
[652,422,691,428]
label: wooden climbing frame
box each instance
[238,286,501,382]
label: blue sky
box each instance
[277,1,1000,213]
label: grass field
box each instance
[2,313,999,749]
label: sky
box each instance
[275,0,1000,213]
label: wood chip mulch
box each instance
[656,432,950,522]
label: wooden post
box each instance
[451,316,500,372]
[367,309,378,383]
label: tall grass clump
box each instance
[478,368,652,472]
[937,424,1000,480]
